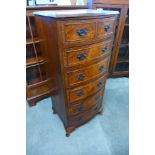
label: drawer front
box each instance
[68,88,104,116]
[97,17,116,38]
[69,101,102,126]
[67,74,106,103]
[64,21,96,42]
[66,56,109,87]
[64,39,113,66]
[29,84,49,97]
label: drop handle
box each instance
[76,90,84,97]
[104,24,111,32]
[102,47,107,53]
[77,73,85,80]
[99,65,104,71]
[97,81,102,87]
[76,28,88,36]
[76,53,87,60]
[77,106,83,111]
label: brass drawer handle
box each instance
[77,73,85,80]
[97,81,102,87]
[76,90,84,97]
[104,24,111,32]
[76,28,88,36]
[102,47,107,53]
[99,65,104,71]
[76,53,87,60]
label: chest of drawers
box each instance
[34,9,118,137]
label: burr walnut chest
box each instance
[34,9,118,137]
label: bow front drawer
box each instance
[64,39,113,66]
[69,101,102,126]
[67,74,106,103]
[97,17,116,38]
[68,88,104,116]
[65,56,110,87]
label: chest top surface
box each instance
[33,9,119,18]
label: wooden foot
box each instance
[52,106,57,114]
[28,100,37,107]
[65,126,75,137]
[66,133,70,137]
[98,108,104,115]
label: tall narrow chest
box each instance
[34,9,118,137]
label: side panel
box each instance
[35,16,68,125]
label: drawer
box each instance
[63,21,96,42]
[97,17,116,38]
[28,83,49,97]
[65,56,110,87]
[68,88,104,116]
[64,39,113,66]
[67,74,106,103]
[69,101,102,126]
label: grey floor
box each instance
[26,77,129,155]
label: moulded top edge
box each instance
[33,9,119,18]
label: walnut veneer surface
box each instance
[34,9,118,136]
